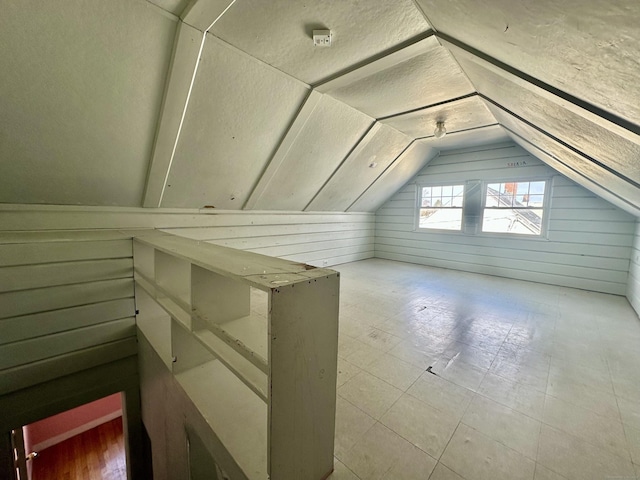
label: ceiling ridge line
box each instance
[311,30,437,89]
[302,121,380,212]
[377,92,479,122]
[413,122,500,141]
[435,32,640,137]
[481,94,640,190]
[410,0,438,34]
[345,140,419,213]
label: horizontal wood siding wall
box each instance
[375,142,635,295]
[0,207,375,268]
[0,232,137,397]
[628,220,640,315]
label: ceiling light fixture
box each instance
[434,121,447,139]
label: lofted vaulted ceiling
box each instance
[0,0,638,215]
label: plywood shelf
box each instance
[133,232,339,480]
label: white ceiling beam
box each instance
[488,105,640,216]
[314,33,440,93]
[143,22,204,208]
[242,90,321,210]
[181,0,236,32]
[440,37,640,145]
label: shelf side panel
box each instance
[268,273,339,480]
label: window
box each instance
[482,180,546,235]
[417,184,464,230]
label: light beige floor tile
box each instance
[388,339,443,370]
[407,373,474,421]
[442,341,497,370]
[477,372,545,420]
[380,443,437,480]
[546,374,620,419]
[344,341,386,369]
[619,396,640,431]
[340,422,428,480]
[495,343,551,373]
[428,463,464,480]
[533,464,567,480]
[328,459,359,480]
[431,356,488,391]
[543,395,629,459]
[537,425,635,480]
[364,353,423,391]
[635,462,640,478]
[548,361,614,395]
[625,423,640,466]
[334,397,377,459]
[380,394,458,459]
[440,424,535,480]
[338,371,403,420]
[356,327,403,352]
[337,358,362,388]
[489,356,549,392]
[613,375,640,404]
[462,395,541,460]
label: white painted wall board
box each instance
[147,0,190,15]
[0,299,135,345]
[307,124,411,211]
[349,141,436,212]
[208,0,431,84]
[143,21,204,207]
[453,52,640,185]
[0,318,136,370]
[252,95,374,211]
[162,36,309,209]
[0,240,131,267]
[156,250,191,306]
[0,338,137,397]
[269,275,338,479]
[244,91,323,210]
[0,259,133,293]
[0,278,134,320]
[325,45,475,118]
[487,106,640,216]
[375,142,636,294]
[627,220,640,315]
[418,0,640,125]
[381,95,496,138]
[0,0,177,206]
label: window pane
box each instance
[432,186,442,197]
[482,208,543,235]
[422,187,431,198]
[452,195,464,207]
[530,181,546,195]
[419,208,462,230]
[442,185,453,197]
[529,195,544,206]
[453,185,464,196]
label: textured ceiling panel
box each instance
[209,0,431,84]
[146,0,190,16]
[306,124,412,211]
[382,95,496,138]
[0,0,177,206]
[161,37,309,209]
[488,105,640,214]
[349,141,436,212]
[454,53,640,185]
[252,95,374,211]
[324,44,475,119]
[417,0,640,126]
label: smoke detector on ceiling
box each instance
[313,30,332,47]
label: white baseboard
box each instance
[32,410,122,453]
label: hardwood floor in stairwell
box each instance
[31,418,126,480]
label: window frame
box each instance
[414,182,466,233]
[479,177,551,238]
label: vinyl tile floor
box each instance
[327,259,640,480]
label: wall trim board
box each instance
[31,409,123,453]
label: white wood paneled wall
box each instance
[0,231,137,396]
[627,220,640,315]
[376,142,636,295]
[0,206,375,269]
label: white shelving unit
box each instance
[133,232,339,480]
